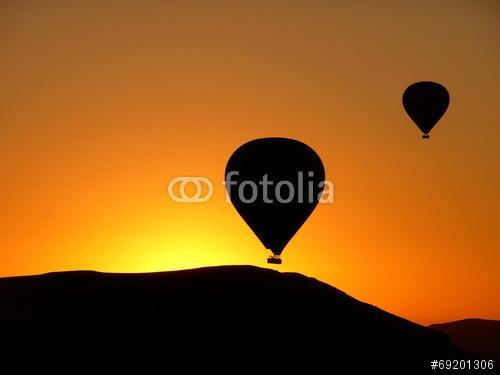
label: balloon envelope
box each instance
[403,81,449,137]
[225,138,325,256]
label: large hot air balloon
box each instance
[225,138,325,264]
[403,81,449,139]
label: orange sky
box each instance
[1,0,499,325]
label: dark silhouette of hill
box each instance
[0,266,484,374]
[430,319,500,364]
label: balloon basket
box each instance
[422,134,430,139]
[267,255,282,265]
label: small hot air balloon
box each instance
[403,81,449,139]
[225,138,325,264]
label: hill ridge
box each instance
[0,265,481,374]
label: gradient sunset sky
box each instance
[1,0,499,325]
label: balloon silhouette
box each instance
[225,138,325,264]
[403,81,449,139]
